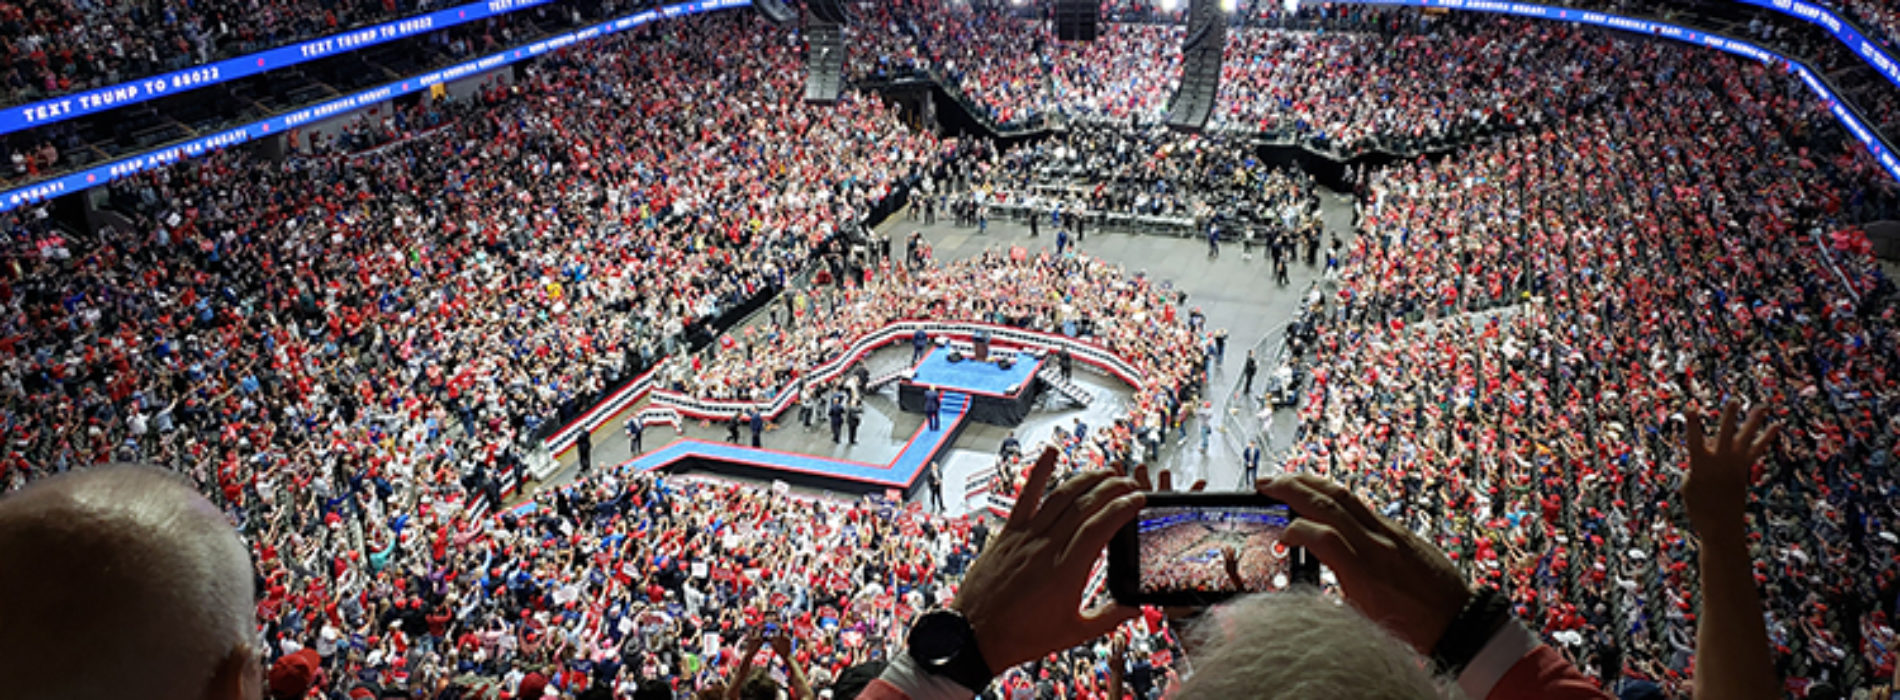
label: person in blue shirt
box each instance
[923,387,942,431]
[912,328,929,364]
[1242,438,1262,484]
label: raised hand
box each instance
[954,445,1146,670]
[1683,400,1779,536]
[1220,545,1242,589]
[1258,474,1470,654]
[1683,399,1783,700]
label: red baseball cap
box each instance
[268,649,322,700]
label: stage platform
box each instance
[621,391,972,496]
[910,346,1040,394]
[900,347,1043,426]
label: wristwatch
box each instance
[1429,586,1513,677]
[906,608,996,693]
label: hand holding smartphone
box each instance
[1108,492,1318,607]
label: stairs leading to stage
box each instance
[936,391,971,425]
[866,366,910,393]
[1036,366,1094,407]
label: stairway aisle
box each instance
[1036,366,1094,407]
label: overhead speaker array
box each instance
[1055,0,1100,42]
[1166,0,1227,132]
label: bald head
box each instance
[0,465,260,700]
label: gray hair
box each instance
[1175,589,1465,700]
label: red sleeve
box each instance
[856,679,913,700]
[1487,645,1613,700]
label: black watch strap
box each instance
[1429,586,1513,678]
[933,638,995,693]
[907,609,996,692]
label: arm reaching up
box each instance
[770,630,814,700]
[1683,400,1782,700]
[725,632,765,700]
[1107,632,1131,700]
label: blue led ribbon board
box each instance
[0,0,558,136]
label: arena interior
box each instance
[1,0,1899,698]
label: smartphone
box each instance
[1108,492,1318,607]
[763,612,780,637]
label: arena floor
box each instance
[550,187,1358,512]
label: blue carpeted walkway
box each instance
[623,391,970,490]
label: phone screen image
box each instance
[1136,503,1293,596]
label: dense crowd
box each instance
[1047,22,1180,125]
[1137,517,1280,593]
[1,0,395,103]
[0,0,559,191]
[847,0,1054,130]
[949,12,1900,698]
[993,124,1318,236]
[0,0,639,106]
[848,6,1621,153]
[671,249,1206,417]
[3,0,1900,697]
[262,464,994,698]
[844,0,930,82]
[845,0,1405,131]
[1817,0,1899,53]
[0,12,949,694]
[909,2,1052,131]
[1575,0,1900,148]
[1283,32,1900,697]
[846,0,1900,165]
[0,9,939,480]
[1211,17,1592,149]
[0,6,1223,695]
